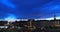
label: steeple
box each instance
[54,14,56,21]
[53,14,56,27]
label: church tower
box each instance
[54,14,56,27]
[51,14,56,27]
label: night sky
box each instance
[0,0,60,19]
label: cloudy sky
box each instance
[0,0,60,19]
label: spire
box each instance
[54,14,56,20]
[53,14,56,27]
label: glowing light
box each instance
[4,14,17,22]
[45,16,60,20]
[35,16,60,21]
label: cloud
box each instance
[0,0,16,8]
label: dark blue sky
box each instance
[0,0,60,19]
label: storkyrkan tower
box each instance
[51,14,56,27]
[54,14,56,27]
